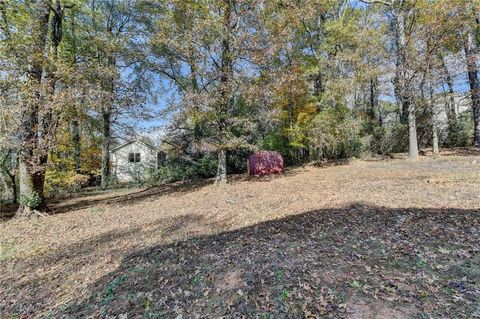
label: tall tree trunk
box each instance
[188,47,203,143]
[214,0,234,184]
[427,59,439,157]
[100,25,116,189]
[393,10,409,125]
[369,77,379,121]
[17,0,51,216]
[71,113,81,174]
[8,170,17,204]
[313,70,324,110]
[70,11,82,174]
[366,77,380,132]
[464,32,480,147]
[407,102,419,159]
[438,52,458,145]
[393,8,418,158]
[438,52,457,121]
[100,109,111,190]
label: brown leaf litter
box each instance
[1,150,479,318]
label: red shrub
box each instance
[247,151,284,176]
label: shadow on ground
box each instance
[1,169,309,219]
[50,179,212,215]
[3,203,478,318]
[0,179,213,219]
[437,147,480,157]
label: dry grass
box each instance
[1,151,480,318]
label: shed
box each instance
[247,151,284,176]
[110,139,166,182]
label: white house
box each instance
[110,139,165,182]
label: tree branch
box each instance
[359,0,393,7]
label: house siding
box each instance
[111,141,158,182]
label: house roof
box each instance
[110,139,159,153]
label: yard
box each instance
[1,150,480,318]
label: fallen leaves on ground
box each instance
[1,151,479,318]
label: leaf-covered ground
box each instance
[1,151,480,318]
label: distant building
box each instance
[110,139,166,183]
[379,93,471,127]
[431,92,471,131]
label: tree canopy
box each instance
[1,0,480,215]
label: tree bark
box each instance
[369,77,379,120]
[100,109,111,190]
[368,77,380,130]
[432,130,439,157]
[407,103,419,160]
[393,9,409,125]
[0,150,18,204]
[8,170,17,204]
[71,115,81,174]
[215,149,227,185]
[17,159,47,216]
[17,0,51,215]
[463,32,480,147]
[427,57,439,158]
[313,71,324,107]
[214,0,235,184]
[393,8,418,158]
[70,9,81,174]
[438,52,457,121]
[0,168,17,204]
[100,24,116,189]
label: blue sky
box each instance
[134,0,369,133]
[134,0,471,136]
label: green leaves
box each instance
[18,191,42,209]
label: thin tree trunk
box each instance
[70,9,81,174]
[438,52,457,121]
[428,67,439,157]
[188,48,203,143]
[432,130,439,157]
[100,109,111,190]
[8,172,17,204]
[438,52,457,146]
[71,112,81,174]
[367,77,379,132]
[464,32,480,147]
[393,10,409,125]
[313,70,324,110]
[71,116,81,173]
[215,149,227,185]
[369,77,379,121]
[407,102,419,160]
[100,25,115,189]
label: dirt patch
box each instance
[217,270,247,291]
[347,296,415,319]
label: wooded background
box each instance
[1,0,479,216]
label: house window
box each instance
[128,153,141,163]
